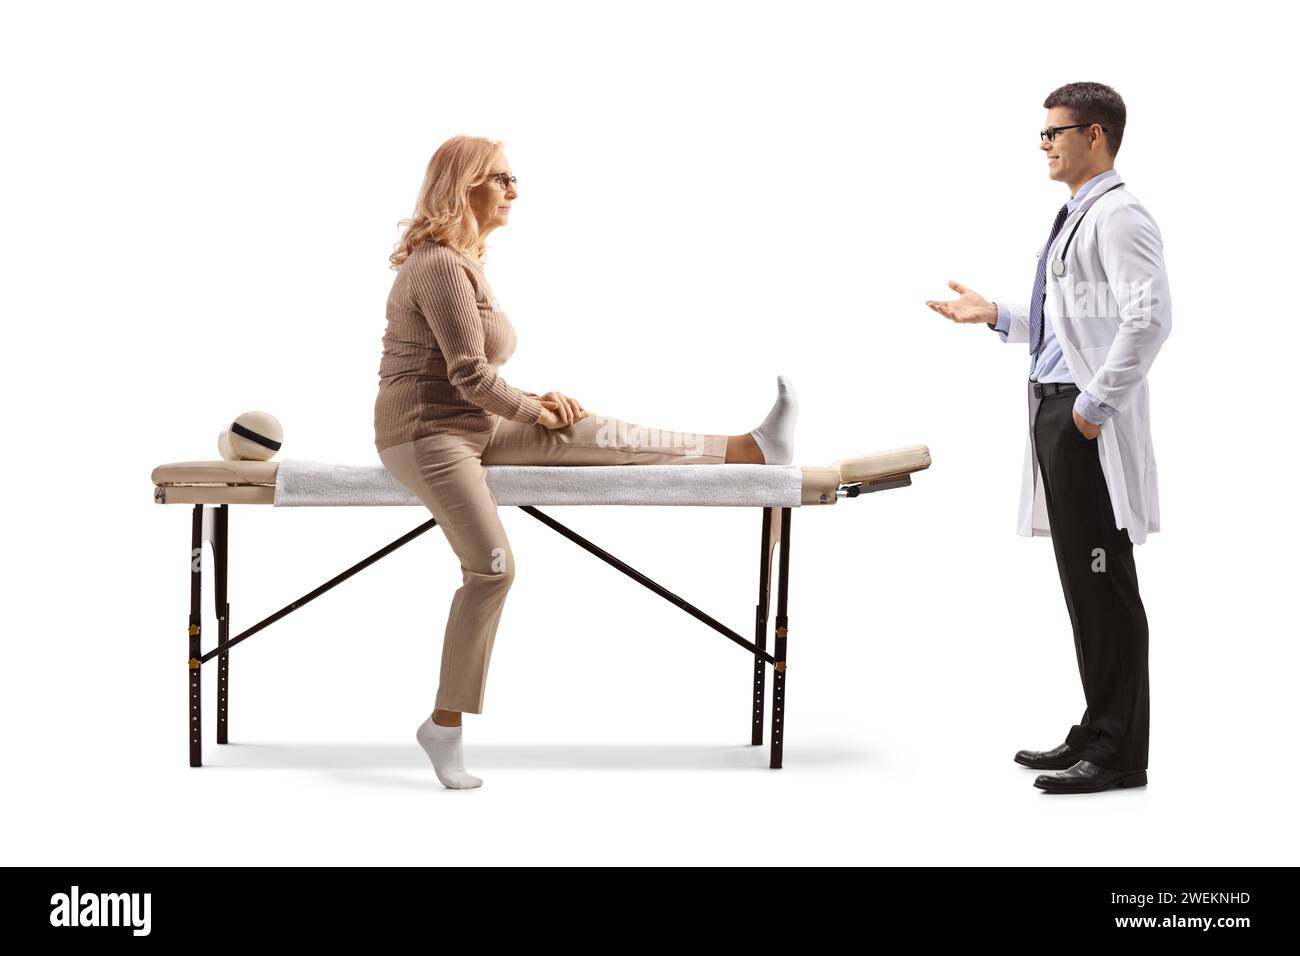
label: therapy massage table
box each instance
[151,446,932,770]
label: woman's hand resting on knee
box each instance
[537,391,591,429]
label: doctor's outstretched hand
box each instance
[925,280,998,325]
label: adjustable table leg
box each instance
[754,509,769,749]
[752,507,779,746]
[213,504,230,744]
[770,507,792,769]
[188,505,204,767]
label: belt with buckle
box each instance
[1031,381,1080,399]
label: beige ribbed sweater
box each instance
[373,241,545,453]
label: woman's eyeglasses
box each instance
[491,172,518,189]
[1040,123,1106,143]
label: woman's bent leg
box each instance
[483,412,729,465]
[379,431,516,715]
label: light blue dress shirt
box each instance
[992,169,1120,425]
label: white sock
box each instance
[748,374,798,465]
[416,717,483,790]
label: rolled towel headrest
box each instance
[217,411,283,461]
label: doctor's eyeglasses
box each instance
[1040,123,1107,143]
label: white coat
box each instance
[997,170,1171,545]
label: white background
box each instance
[4,0,1296,865]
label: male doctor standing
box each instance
[925,81,1171,794]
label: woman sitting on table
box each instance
[374,134,799,789]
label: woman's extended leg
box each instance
[485,412,729,465]
[484,375,798,466]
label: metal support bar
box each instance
[838,475,912,498]
[518,505,777,664]
[196,518,440,665]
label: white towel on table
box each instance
[273,458,804,508]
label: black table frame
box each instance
[179,478,909,771]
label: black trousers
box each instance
[1030,382,1150,771]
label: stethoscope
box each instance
[1049,180,1126,277]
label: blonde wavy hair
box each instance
[388,135,505,271]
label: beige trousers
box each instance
[378,412,729,714]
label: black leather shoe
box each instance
[1014,741,1080,770]
[1034,760,1148,793]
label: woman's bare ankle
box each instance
[432,709,462,727]
[725,433,765,464]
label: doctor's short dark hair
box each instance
[1043,81,1127,157]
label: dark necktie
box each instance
[1029,203,1071,358]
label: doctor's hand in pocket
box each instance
[1072,407,1101,440]
[537,391,591,430]
[924,280,999,325]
